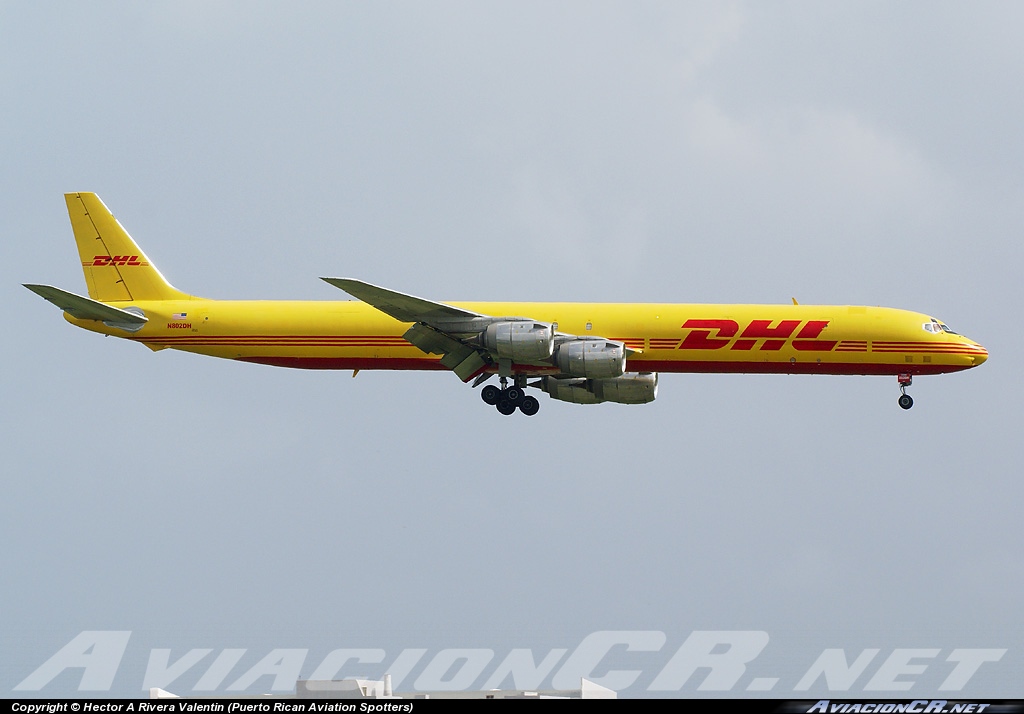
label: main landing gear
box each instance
[897,373,914,410]
[480,377,540,416]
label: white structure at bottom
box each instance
[151,676,616,700]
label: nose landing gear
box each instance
[480,376,541,416]
[897,373,914,410]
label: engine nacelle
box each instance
[555,339,626,379]
[591,372,658,404]
[541,373,658,405]
[540,377,601,404]
[482,321,555,362]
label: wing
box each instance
[320,278,484,324]
[322,277,641,387]
[323,277,497,381]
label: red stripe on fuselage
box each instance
[235,355,970,377]
[237,356,448,371]
[627,360,969,376]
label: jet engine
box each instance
[541,373,658,405]
[554,339,626,379]
[481,321,555,362]
[540,377,601,404]
[591,372,658,403]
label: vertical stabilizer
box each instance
[66,192,191,302]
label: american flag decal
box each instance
[171,312,188,320]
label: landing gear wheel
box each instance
[505,386,525,405]
[496,400,517,416]
[896,373,914,411]
[481,384,500,405]
[519,395,540,416]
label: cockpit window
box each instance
[924,319,959,335]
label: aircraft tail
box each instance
[66,192,192,302]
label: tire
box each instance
[505,386,524,404]
[481,384,500,405]
[519,396,540,416]
[898,394,914,410]
[496,400,517,416]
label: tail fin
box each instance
[66,192,192,302]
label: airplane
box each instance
[24,193,988,416]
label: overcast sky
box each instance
[3,1,1022,698]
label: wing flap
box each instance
[24,284,148,324]
[403,322,460,355]
[403,323,489,382]
[445,351,488,382]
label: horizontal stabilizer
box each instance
[23,284,147,324]
[321,277,483,323]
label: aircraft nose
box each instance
[969,343,988,366]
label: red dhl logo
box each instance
[85,255,148,267]
[679,319,837,351]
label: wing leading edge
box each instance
[320,278,484,324]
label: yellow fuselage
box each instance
[67,299,988,377]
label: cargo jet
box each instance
[25,193,988,416]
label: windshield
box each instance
[924,319,959,335]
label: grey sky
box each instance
[2,1,1021,697]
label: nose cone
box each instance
[967,342,988,366]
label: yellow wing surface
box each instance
[25,193,988,415]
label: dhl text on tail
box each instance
[25,193,988,416]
